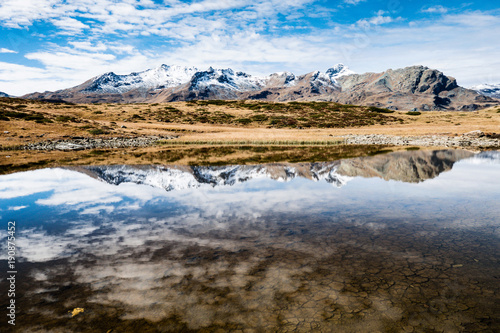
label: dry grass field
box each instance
[1,98,499,145]
[1,97,499,172]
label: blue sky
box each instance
[0,0,499,96]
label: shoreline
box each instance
[2,132,499,151]
[340,132,500,148]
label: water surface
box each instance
[0,149,499,332]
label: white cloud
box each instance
[0,61,72,96]
[343,0,366,5]
[0,4,499,94]
[8,205,27,210]
[26,50,116,70]
[0,0,313,36]
[342,11,500,86]
[0,0,70,28]
[0,48,17,53]
[68,41,108,52]
[422,6,448,14]
[356,14,396,28]
[51,16,89,34]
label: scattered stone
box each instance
[55,142,85,151]
[463,130,484,138]
[340,134,499,148]
[12,135,178,151]
[3,131,9,134]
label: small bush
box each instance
[406,111,421,116]
[368,106,394,113]
[250,114,268,122]
[88,129,105,135]
[55,115,75,122]
[235,118,252,124]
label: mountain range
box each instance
[23,64,499,111]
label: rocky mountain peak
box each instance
[326,63,355,79]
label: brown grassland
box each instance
[1,97,499,173]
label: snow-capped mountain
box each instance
[80,64,353,95]
[326,63,356,80]
[0,91,10,97]
[24,63,354,99]
[265,64,354,89]
[188,67,267,92]
[470,83,500,99]
[22,64,498,110]
[82,64,198,94]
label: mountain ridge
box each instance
[22,64,498,111]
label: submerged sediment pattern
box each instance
[4,213,498,332]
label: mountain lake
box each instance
[0,149,499,332]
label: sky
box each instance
[0,0,499,96]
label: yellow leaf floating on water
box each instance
[70,308,84,317]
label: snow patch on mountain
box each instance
[80,63,355,94]
[307,64,356,91]
[469,83,500,98]
[189,67,267,92]
[83,64,198,94]
[268,72,297,87]
[326,63,356,79]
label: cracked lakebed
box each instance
[0,150,499,332]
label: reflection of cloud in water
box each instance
[0,150,499,263]
[16,228,76,262]
[461,150,500,165]
[1,150,499,331]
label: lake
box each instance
[0,149,499,332]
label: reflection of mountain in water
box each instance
[83,163,354,190]
[80,150,478,191]
[337,150,475,183]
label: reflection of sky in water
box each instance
[0,151,498,263]
[0,150,499,332]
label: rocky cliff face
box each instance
[333,66,495,111]
[23,65,498,111]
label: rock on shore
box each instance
[340,131,499,148]
[14,135,177,151]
